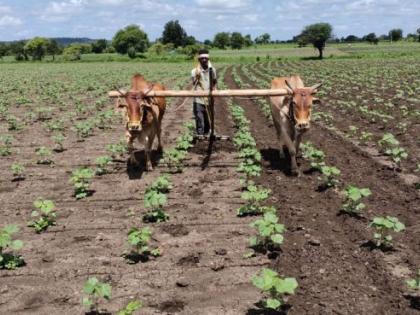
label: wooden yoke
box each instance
[108,88,290,98]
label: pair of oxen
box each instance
[116,74,321,175]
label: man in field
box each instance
[191,49,217,136]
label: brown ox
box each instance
[269,75,322,175]
[116,74,166,171]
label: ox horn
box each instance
[310,83,322,91]
[114,86,127,97]
[285,79,294,93]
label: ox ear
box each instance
[310,83,322,93]
[312,98,322,106]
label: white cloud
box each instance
[0,15,22,27]
[195,0,250,9]
[0,4,11,14]
[40,0,85,21]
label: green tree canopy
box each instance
[255,33,271,44]
[161,20,188,47]
[363,33,378,44]
[213,32,230,49]
[297,23,332,59]
[230,32,245,49]
[91,39,107,53]
[244,34,253,47]
[389,28,403,41]
[24,37,50,60]
[46,39,61,60]
[0,43,8,59]
[112,24,149,54]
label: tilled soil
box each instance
[1,65,419,315]
[226,65,420,315]
[0,82,269,314]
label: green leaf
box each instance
[271,234,284,244]
[82,297,92,307]
[3,224,18,234]
[83,277,99,294]
[275,277,298,294]
[97,283,112,299]
[265,298,281,309]
[11,240,23,250]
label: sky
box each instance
[0,0,419,41]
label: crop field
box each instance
[0,55,419,315]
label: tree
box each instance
[91,39,107,54]
[255,33,271,45]
[230,32,245,49]
[47,39,61,60]
[203,39,212,46]
[344,35,359,42]
[244,34,253,47]
[10,41,28,61]
[363,33,378,44]
[24,37,50,60]
[0,43,8,59]
[63,44,85,61]
[417,28,420,42]
[112,24,149,55]
[389,29,403,42]
[297,23,332,59]
[213,32,230,49]
[161,20,188,47]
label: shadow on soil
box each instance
[126,149,163,179]
[247,302,292,315]
[260,148,292,175]
[404,294,420,310]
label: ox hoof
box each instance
[290,169,300,177]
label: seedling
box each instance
[319,165,341,188]
[359,131,373,145]
[406,269,420,291]
[301,142,325,171]
[250,212,285,251]
[82,277,112,313]
[163,148,186,173]
[95,155,113,175]
[52,133,65,152]
[347,125,358,138]
[123,227,160,263]
[117,300,142,315]
[341,185,371,215]
[11,162,25,180]
[35,146,53,165]
[0,224,24,270]
[142,190,169,222]
[369,216,405,249]
[7,115,23,131]
[237,158,262,177]
[175,132,194,151]
[145,175,172,194]
[28,198,57,233]
[0,135,13,156]
[70,167,94,199]
[378,133,408,166]
[252,268,298,310]
[106,139,127,158]
[237,184,271,216]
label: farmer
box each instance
[191,49,217,136]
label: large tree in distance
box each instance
[230,32,245,49]
[389,29,403,42]
[24,37,50,60]
[112,25,149,55]
[255,33,270,44]
[161,20,188,47]
[91,39,107,54]
[213,32,230,49]
[297,23,332,59]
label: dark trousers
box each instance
[193,102,210,135]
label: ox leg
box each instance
[155,120,163,153]
[126,131,139,166]
[145,134,155,171]
[295,133,303,158]
[281,128,299,176]
[273,121,285,158]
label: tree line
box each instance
[0,20,419,61]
